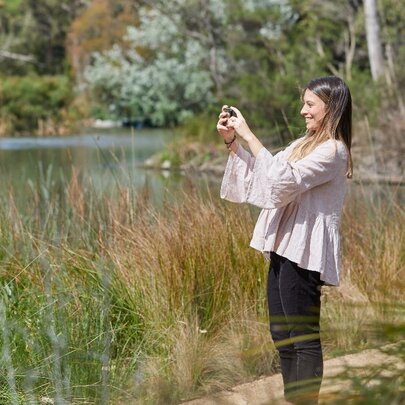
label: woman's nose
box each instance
[300,105,307,116]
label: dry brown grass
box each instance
[1,176,403,404]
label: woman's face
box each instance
[300,89,326,131]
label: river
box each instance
[0,129,219,210]
[0,129,402,212]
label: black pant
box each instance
[267,251,323,404]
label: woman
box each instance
[216,76,353,404]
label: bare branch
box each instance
[0,50,36,63]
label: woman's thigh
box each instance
[277,255,322,338]
[267,252,291,343]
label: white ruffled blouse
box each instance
[220,137,349,286]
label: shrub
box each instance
[0,75,77,136]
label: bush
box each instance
[0,75,77,136]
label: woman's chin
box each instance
[306,124,318,131]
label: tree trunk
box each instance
[345,14,356,81]
[364,0,385,80]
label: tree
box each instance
[82,0,405,133]
[83,0,233,125]
[67,0,139,87]
[364,0,385,80]
[378,0,405,112]
[0,0,89,75]
[83,9,219,125]
[83,0,294,127]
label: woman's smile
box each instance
[300,90,326,131]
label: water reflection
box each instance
[0,130,402,213]
[0,129,218,211]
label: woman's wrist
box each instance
[243,130,255,143]
[227,139,238,153]
[247,135,264,157]
[224,134,236,146]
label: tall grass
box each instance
[321,185,404,355]
[0,170,403,404]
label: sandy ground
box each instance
[181,343,404,405]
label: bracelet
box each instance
[224,135,236,147]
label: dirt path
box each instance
[181,343,404,405]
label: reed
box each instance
[0,171,403,404]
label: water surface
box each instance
[0,130,402,214]
[0,129,214,209]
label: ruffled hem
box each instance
[250,210,341,286]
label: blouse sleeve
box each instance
[218,143,254,203]
[219,138,301,204]
[220,139,347,209]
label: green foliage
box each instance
[0,0,87,75]
[347,69,383,125]
[82,0,405,139]
[1,0,405,135]
[2,0,24,13]
[0,75,75,135]
[179,110,219,142]
[84,2,221,127]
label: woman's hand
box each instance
[217,104,235,143]
[226,106,254,142]
[217,104,263,156]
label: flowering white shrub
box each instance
[84,0,287,126]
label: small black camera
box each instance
[224,107,236,118]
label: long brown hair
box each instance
[288,76,353,179]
